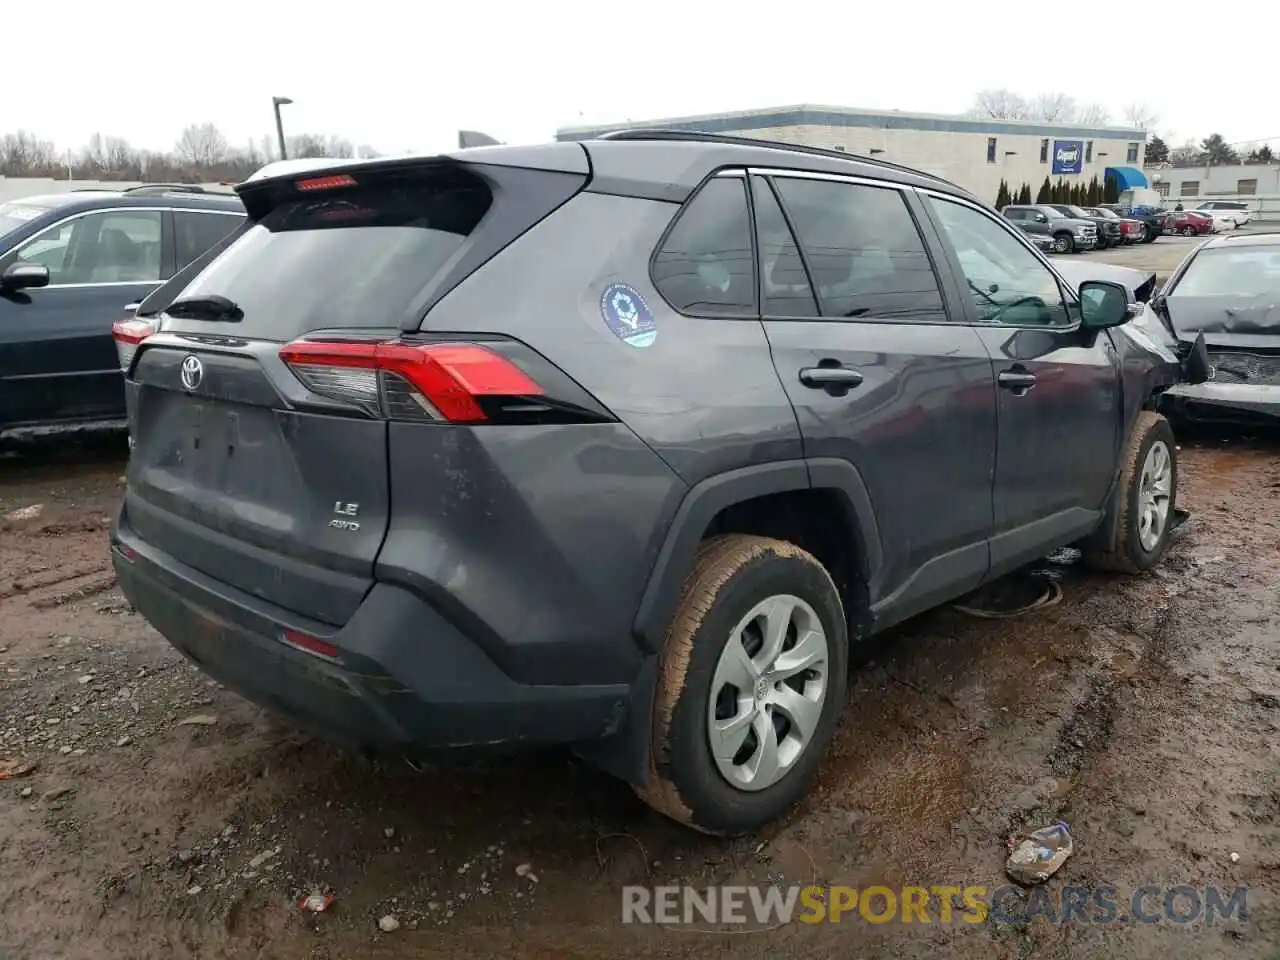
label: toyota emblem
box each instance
[180,354,204,391]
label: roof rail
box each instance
[122,183,234,197]
[594,128,963,191]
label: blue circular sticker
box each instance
[600,282,657,348]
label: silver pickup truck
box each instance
[1001,203,1098,254]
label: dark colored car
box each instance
[1099,203,1166,243]
[1137,232,1280,424]
[0,186,244,444]
[1046,204,1121,249]
[1165,210,1214,237]
[1083,207,1145,245]
[110,131,1202,835]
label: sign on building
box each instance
[1052,140,1084,175]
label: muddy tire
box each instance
[634,534,848,835]
[1085,411,1178,574]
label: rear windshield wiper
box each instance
[165,294,243,322]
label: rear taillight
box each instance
[278,338,545,423]
[112,318,156,373]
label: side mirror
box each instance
[1,262,50,291]
[123,302,141,317]
[1035,214,1048,223]
[1079,280,1133,329]
[1182,331,1211,385]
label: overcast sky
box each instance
[9,0,1275,156]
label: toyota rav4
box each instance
[110,132,1204,835]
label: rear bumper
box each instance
[111,517,636,754]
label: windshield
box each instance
[1091,209,1118,219]
[1171,247,1280,298]
[0,201,51,239]
[1064,206,1092,218]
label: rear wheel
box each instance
[636,535,848,835]
[1052,233,1075,254]
[1086,411,1178,574]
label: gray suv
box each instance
[110,131,1199,835]
[1002,203,1098,254]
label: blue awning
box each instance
[1105,166,1148,190]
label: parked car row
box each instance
[1001,203,1165,254]
[0,185,245,443]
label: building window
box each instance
[1154,182,1170,198]
[1237,179,1258,196]
[987,138,997,163]
[1181,181,1200,198]
[1126,142,1140,163]
[1085,141,1094,163]
[1040,139,1049,163]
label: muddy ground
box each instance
[1,427,1278,960]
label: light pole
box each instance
[272,96,293,160]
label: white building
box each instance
[557,104,1147,205]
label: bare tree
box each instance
[1123,102,1159,132]
[1029,93,1077,123]
[0,130,57,175]
[970,89,1029,120]
[286,134,356,159]
[174,122,229,168]
[1076,102,1111,126]
[1169,142,1200,165]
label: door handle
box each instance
[799,366,864,389]
[998,369,1037,394]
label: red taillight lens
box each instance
[279,339,544,423]
[112,318,156,373]
[296,174,357,192]
[280,628,340,660]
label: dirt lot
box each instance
[2,425,1278,960]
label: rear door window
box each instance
[772,177,948,322]
[174,211,245,271]
[652,176,756,316]
[168,174,492,339]
[751,177,819,317]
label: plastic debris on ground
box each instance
[954,571,1063,619]
[1006,820,1073,886]
[0,759,37,781]
[299,893,335,913]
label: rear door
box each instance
[918,192,1121,578]
[121,161,585,626]
[756,170,997,623]
[0,207,165,427]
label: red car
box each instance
[1166,211,1214,237]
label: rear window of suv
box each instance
[168,174,492,339]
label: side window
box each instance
[773,177,948,322]
[4,210,162,285]
[927,196,1073,328]
[1004,208,1024,221]
[652,177,756,316]
[750,177,819,317]
[174,212,244,271]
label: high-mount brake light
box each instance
[278,339,545,423]
[112,318,157,372]
[296,174,357,192]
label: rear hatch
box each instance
[119,154,588,625]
